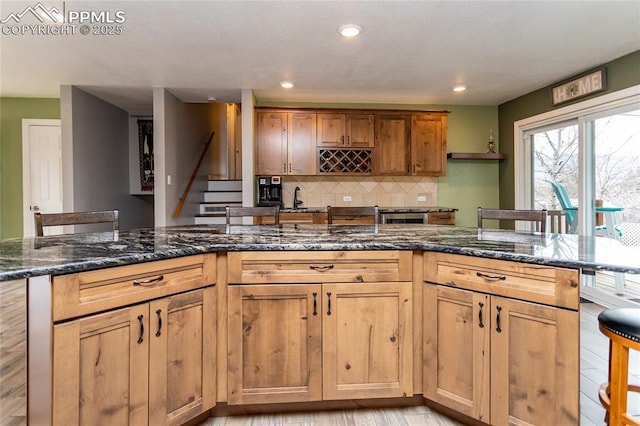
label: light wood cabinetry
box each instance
[423,252,579,425]
[317,113,374,148]
[254,211,321,225]
[374,113,448,176]
[227,251,413,405]
[52,255,217,426]
[411,114,447,176]
[227,284,322,404]
[427,211,455,225]
[373,114,411,175]
[256,111,316,175]
[255,108,448,176]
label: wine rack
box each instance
[318,149,372,174]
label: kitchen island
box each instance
[1,224,639,426]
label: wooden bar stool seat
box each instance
[598,308,640,426]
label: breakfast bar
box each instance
[1,224,639,426]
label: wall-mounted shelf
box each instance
[447,152,506,160]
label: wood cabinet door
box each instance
[346,114,374,148]
[228,284,322,404]
[411,115,447,176]
[423,285,490,422]
[373,115,411,175]
[317,113,345,147]
[53,306,149,426]
[256,112,288,175]
[490,297,579,426]
[322,282,412,400]
[148,287,216,426]
[288,112,317,174]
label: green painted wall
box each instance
[498,50,640,211]
[0,98,60,238]
[257,101,499,227]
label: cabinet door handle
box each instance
[327,292,332,316]
[283,162,287,173]
[132,275,164,286]
[412,164,416,174]
[346,135,350,145]
[137,314,144,344]
[312,292,318,316]
[289,163,292,173]
[155,309,162,337]
[478,302,485,328]
[341,135,345,145]
[310,264,334,272]
[476,272,506,281]
[496,305,502,333]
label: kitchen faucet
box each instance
[293,186,303,209]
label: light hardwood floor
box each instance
[201,404,464,426]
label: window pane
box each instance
[532,124,579,212]
[593,110,640,226]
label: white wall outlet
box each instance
[167,175,172,185]
[417,195,426,202]
[343,195,352,202]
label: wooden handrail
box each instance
[173,131,215,218]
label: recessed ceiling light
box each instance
[338,24,362,38]
[207,96,217,102]
[280,81,295,89]
[452,85,467,92]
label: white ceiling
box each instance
[1,1,639,114]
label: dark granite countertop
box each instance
[1,224,640,282]
[278,206,458,214]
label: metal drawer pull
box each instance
[312,292,318,316]
[155,309,162,337]
[137,314,144,344]
[310,264,334,272]
[327,292,332,316]
[133,275,164,286]
[496,306,502,333]
[478,302,485,328]
[476,272,506,281]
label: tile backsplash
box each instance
[281,176,437,209]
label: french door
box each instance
[516,86,640,307]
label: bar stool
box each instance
[598,308,640,426]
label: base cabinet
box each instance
[227,280,412,405]
[423,252,579,426]
[53,287,216,426]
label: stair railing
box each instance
[173,131,215,218]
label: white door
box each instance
[22,119,62,237]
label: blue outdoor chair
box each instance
[551,181,619,237]
[552,181,626,294]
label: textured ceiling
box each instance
[1,1,639,114]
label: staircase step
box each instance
[207,179,242,191]
[200,203,242,214]
[204,191,242,203]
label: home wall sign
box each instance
[137,119,154,191]
[551,67,607,106]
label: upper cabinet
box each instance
[411,114,447,176]
[373,112,448,176]
[373,114,411,175]
[256,108,449,177]
[256,111,316,175]
[317,113,374,148]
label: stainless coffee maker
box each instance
[257,176,283,208]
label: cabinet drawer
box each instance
[424,252,578,310]
[228,251,412,284]
[52,254,216,321]
[427,212,455,225]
